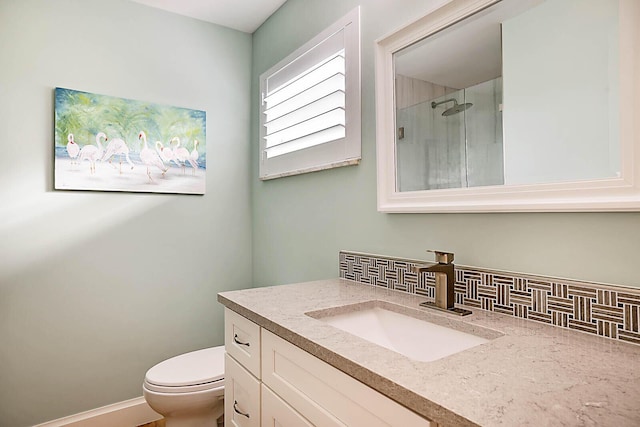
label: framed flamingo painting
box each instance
[54,87,206,194]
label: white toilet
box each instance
[143,346,226,427]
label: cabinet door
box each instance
[262,330,433,427]
[225,354,260,427]
[262,384,314,427]
[225,308,262,378]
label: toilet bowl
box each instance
[143,346,225,427]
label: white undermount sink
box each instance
[307,301,500,362]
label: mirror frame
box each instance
[375,0,640,212]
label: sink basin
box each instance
[307,301,499,362]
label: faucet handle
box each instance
[427,250,454,264]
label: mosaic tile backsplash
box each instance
[339,251,640,345]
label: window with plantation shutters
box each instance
[259,8,361,180]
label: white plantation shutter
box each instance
[259,8,361,179]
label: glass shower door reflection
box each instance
[395,77,503,192]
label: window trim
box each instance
[259,7,361,180]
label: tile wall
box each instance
[339,251,640,345]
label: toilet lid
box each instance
[145,346,225,387]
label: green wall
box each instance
[0,1,252,426]
[251,0,640,289]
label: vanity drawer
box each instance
[261,329,432,427]
[224,354,260,427]
[225,308,261,378]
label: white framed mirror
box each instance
[375,0,640,212]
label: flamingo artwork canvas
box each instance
[54,87,206,194]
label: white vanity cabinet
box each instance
[225,354,261,427]
[261,385,314,426]
[224,308,434,427]
[225,309,262,427]
[225,308,261,377]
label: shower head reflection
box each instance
[431,98,473,116]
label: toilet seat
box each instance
[144,346,225,394]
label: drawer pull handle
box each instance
[233,400,250,418]
[233,334,250,347]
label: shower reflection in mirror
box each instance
[392,0,620,193]
[395,73,503,191]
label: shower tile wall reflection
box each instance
[395,76,504,192]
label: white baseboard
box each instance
[33,396,162,427]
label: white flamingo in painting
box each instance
[170,137,192,175]
[101,137,135,174]
[188,140,200,175]
[78,132,107,174]
[155,140,181,168]
[139,131,167,181]
[66,133,80,168]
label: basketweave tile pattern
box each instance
[339,251,640,345]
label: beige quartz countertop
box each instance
[217,279,640,426]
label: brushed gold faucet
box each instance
[411,250,471,316]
